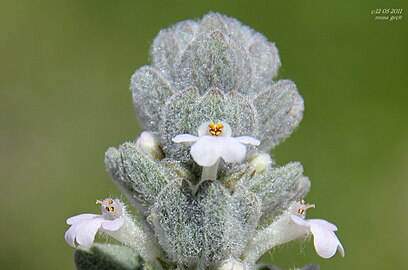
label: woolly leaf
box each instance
[160,87,200,163]
[151,21,198,80]
[176,30,250,94]
[247,34,281,90]
[225,187,262,257]
[246,162,311,225]
[130,66,173,131]
[74,243,142,270]
[196,181,233,267]
[149,179,202,267]
[104,143,170,214]
[254,80,304,150]
[150,180,260,268]
[224,91,258,137]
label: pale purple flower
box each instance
[64,198,125,248]
[172,121,260,167]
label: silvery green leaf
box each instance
[160,158,196,181]
[254,80,304,150]
[195,88,226,122]
[196,181,234,266]
[147,13,281,97]
[160,87,200,163]
[223,91,258,137]
[130,66,173,130]
[247,34,280,91]
[104,142,170,214]
[198,12,230,34]
[74,243,142,270]
[175,30,251,95]
[197,13,280,92]
[149,179,202,268]
[226,186,262,256]
[219,164,247,188]
[151,21,198,81]
[150,180,260,268]
[200,13,281,89]
[246,162,310,225]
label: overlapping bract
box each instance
[131,12,303,155]
[104,13,312,269]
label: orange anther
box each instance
[209,123,223,136]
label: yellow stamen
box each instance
[209,123,223,136]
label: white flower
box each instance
[244,200,345,263]
[172,121,260,167]
[290,200,345,259]
[64,198,125,248]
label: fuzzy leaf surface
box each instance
[254,80,304,150]
[74,243,142,270]
[246,162,311,225]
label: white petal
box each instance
[235,136,260,146]
[218,137,247,163]
[291,214,309,227]
[101,217,125,231]
[197,121,212,136]
[338,241,346,257]
[310,222,343,258]
[172,134,199,143]
[64,226,77,248]
[220,122,232,137]
[75,218,103,247]
[308,219,338,231]
[66,214,100,225]
[190,136,221,166]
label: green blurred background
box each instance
[1,0,407,269]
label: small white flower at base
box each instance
[290,200,345,259]
[64,198,125,248]
[172,121,260,167]
[243,200,345,263]
[249,153,273,174]
[136,131,164,160]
